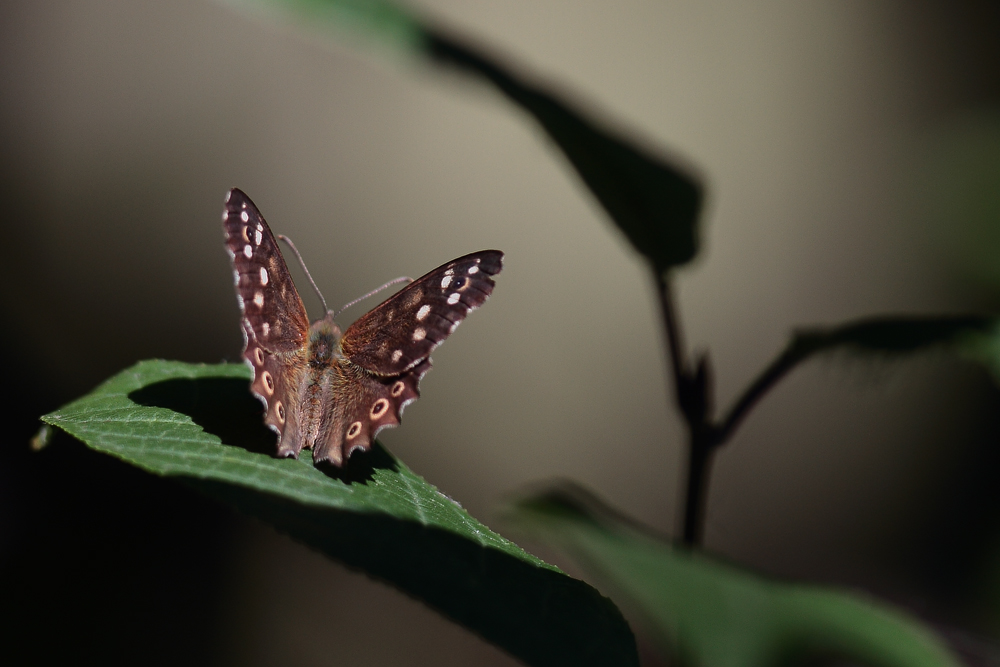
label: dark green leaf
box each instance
[423,31,704,273]
[222,0,704,272]
[506,483,960,667]
[719,316,1000,441]
[41,360,638,667]
[787,316,998,359]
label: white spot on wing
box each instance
[244,245,253,258]
[255,229,262,245]
[262,322,270,337]
[236,294,244,310]
[447,292,460,305]
[413,328,426,342]
[440,275,451,289]
[260,267,269,285]
[416,305,431,321]
[240,210,249,223]
[253,292,264,308]
[468,265,479,274]
[391,349,403,363]
[225,191,233,203]
[222,211,228,222]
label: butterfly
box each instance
[222,188,503,466]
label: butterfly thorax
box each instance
[307,312,344,368]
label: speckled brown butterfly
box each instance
[222,188,502,466]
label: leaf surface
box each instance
[42,360,638,667]
[506,483,961,667]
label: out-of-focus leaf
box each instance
[719,316,1000,440]
[221,0,704,272]
[787,316,998,360]
[423,31,704,273]
[41,360,639,667]
[506,483,961,667]
[220,0,424,51]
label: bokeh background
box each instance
[3,1,1000,665]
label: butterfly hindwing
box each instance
[340,250,503,375]
[313,359,429,466]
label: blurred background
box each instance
[2,1,1000,665]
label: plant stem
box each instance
[656,274,716,547]
[682,432,714,546]
[656,273,689,400]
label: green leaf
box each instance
[220,0,424,52]
[506,483,961,667]
[41,360,638,667]
[423,32,704,273]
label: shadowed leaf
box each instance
[718,316,1000,442]
[424,31,704,273]
[506,482,960,667]
[222,0,704,272]
[787,316,998,359]
[41,360,638,667]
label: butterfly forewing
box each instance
[223,189,311,450]
[341,250,503,375]
[223,188,309,353]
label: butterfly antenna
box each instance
[277,235,329,313]
[335,276,413,318]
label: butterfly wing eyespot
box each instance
[370,398,389,419]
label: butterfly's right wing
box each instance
[312,250,502,466]
[340,250,503,375]
[223,188,311,456]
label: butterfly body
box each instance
[222,188,501,467]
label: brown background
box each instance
[2,1,1000,665]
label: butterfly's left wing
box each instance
[341,250,503,375]
[311,250,503,466]
[222,188,312,456]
